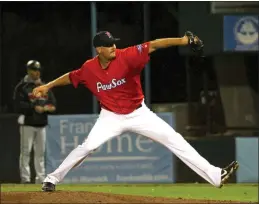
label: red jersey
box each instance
[69,42,150,114]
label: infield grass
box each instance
[1,183,258,202]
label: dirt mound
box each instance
[1,191,251,204]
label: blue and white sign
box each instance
[224,16,258,51]
[45,113,175,183]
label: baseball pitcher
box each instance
[33,31,239,191]
[13,60,57,184]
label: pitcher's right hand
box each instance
[33,84,50,98]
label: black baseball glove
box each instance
[185,31,204,54]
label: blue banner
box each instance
[223,16,258,51]
[45,113,175,183]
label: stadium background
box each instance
[0,0,258,190]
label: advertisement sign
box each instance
[224,16,258,51]
[45,113,175,183]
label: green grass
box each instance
[1,183,258,202]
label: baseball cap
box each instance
[93,31,120,48]
[26,60,41,71]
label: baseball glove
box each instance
[185,31,204,54]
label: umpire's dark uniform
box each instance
[13,60,57,184]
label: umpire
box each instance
[13,60,57,184]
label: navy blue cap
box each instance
[93,31,120,48]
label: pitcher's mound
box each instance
[1,191,248,203]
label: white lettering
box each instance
[80,176,108,182]
[60,120,68,134]
[70,122,75,134]
[96,78,126,92]
[60,136,79,155]
[117,80,122,85]
[116,174,153,181]
[117,134,133,153]
[97,82,102,92]
[116,174,169,182]
[75,122,84,134]
[96,134,153,154]
[111,79,117,88]
[107,140,113,153]
[136,135,153,152]
[60,121,95,135]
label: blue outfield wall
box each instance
[45,113,176,184]
[235,137,258,183]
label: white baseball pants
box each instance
[44,102,222,187]
[20,125,46,183]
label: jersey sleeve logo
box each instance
[136,44,143,53]
[106,32,112,38]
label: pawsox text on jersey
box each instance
[96,78,126,92]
